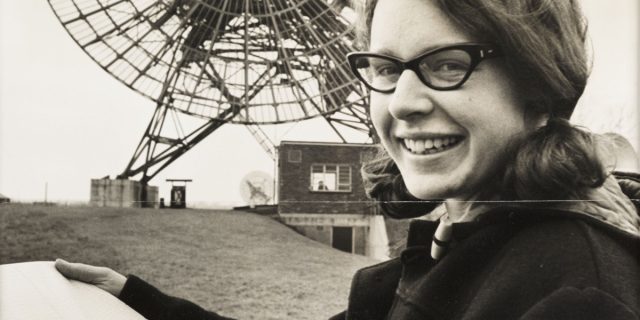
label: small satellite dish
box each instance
[239,171,274,207]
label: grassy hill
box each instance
[0,204,379,319]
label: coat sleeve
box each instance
[328,310,346,320]
[119,275,235,320]
[520,287,638,320]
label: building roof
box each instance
[0,193,9,199]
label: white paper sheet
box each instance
[0,261,146,320]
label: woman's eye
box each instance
[374,64,400,76]
[430,60,469,73]
[439,62,467,72]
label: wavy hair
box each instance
[356,0,607,218]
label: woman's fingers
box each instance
[55,259,107,284]
[55,259,127,297]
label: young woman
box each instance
[56,0,640,319]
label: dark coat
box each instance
[340,209,640,320]
[119,173,640,320]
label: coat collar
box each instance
[543,172,639,237]
[407,172,640,248]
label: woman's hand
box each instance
[54,259,127,297]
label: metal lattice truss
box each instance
[48,0,373,183]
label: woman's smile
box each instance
[392,131,469,176]
[400,135,465,155]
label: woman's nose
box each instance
[387,70,436,120]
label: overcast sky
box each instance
[0,0,637,207]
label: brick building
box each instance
[277,141,388,259]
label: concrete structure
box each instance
[278,141,389,260]
[90,178,158,208]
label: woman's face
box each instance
[369,0,538,201]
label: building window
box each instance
[310,164,351,192]
[288,150,301,163]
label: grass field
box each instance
[0,204,381,320]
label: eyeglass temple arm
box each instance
[480,47,501,59]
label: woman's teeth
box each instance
[403,137,461,154]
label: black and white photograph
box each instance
[1,0,638,319]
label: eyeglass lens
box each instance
[353,49,473,91]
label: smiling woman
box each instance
[51,0,640,319]
[355,0,639,318]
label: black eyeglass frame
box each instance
[346,43,501,93]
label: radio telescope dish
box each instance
[47,0,374,193]
[47,0,367,124]
[239,171,274,206]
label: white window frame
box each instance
[310,163,352,192]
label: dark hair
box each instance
[361,147,441,218]
[355,0,608,218]
[501,118,607,201]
